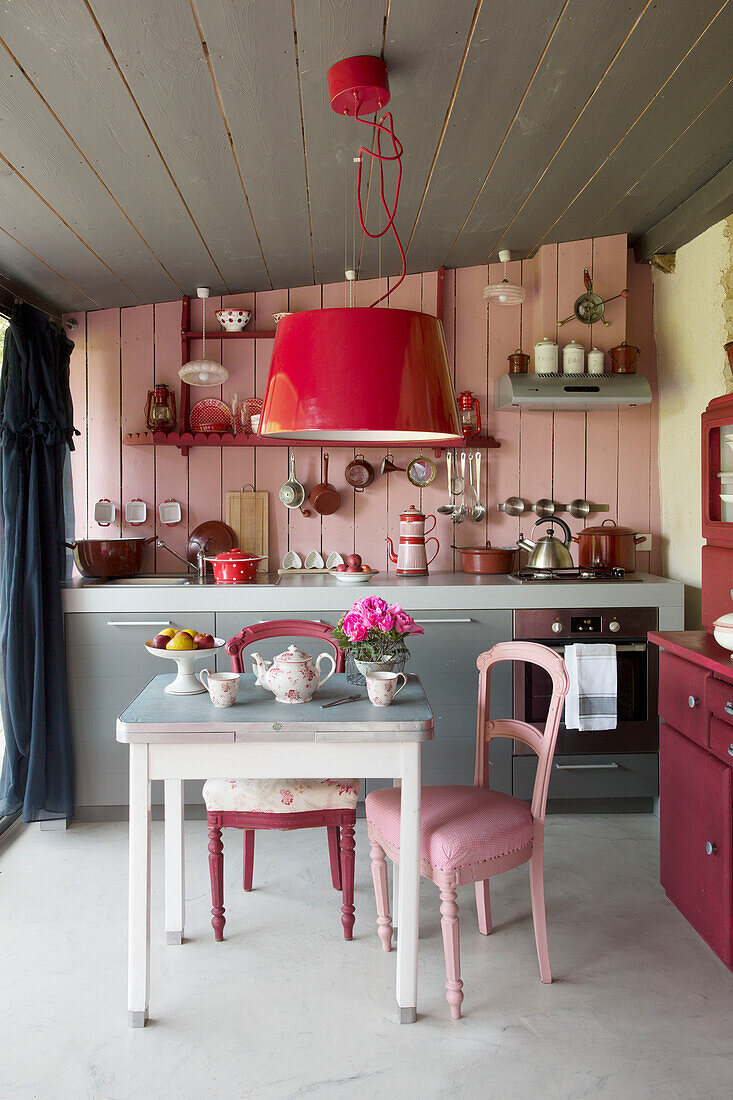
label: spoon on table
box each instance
[437,450,457,515]
[471,452,486,522]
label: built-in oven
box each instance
[513,607,658,755]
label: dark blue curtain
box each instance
[0,304,76,822]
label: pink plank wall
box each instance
[64,235,661,578]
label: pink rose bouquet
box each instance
[333,596,423,663]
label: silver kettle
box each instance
[517,517,573,569]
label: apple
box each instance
[194,632,215,649]
[346,565,361,573]
[334,563,348,573]
[150,634,171,649]
[347,553,362,568]
[360,564,372,572]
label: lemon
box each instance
[183,629,198,638]
[167,633,196,651]
[159,627,177,638]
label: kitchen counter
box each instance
[62,571,684,615]
[648,629,733,678]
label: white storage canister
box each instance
[534,336,559,375]
[562,340,585,374]
[587,347,605,374]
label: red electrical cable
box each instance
[353,103,406,307]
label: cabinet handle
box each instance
[411,618,474,624]
[106,620,173,627]
[705,841,718,855]
[554,763,620,771]
[725,702,733,717]
[688,696,699,708]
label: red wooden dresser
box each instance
[648,631,732,968]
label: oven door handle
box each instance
[540,642,646,655]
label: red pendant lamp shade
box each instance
[259,308,460,442]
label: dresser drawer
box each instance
[706,676,733,728]
[513,753,658,801]
[709,717,733,768]
[658,652,710,747]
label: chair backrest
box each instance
[226,619,345,673]
[474,641,569,822]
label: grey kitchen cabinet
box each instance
[512,752,659,810]
[66,611,216,811]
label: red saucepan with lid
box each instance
[571,519,645,573]
[205,549,266,584]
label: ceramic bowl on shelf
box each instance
[329,569,379,585]
[216,308,251,331]
[273,312,293,325]
[713,613,733,658]
[144,637,227,694]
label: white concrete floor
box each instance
[1,814,732,1099]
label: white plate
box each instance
[305,550,325,569]
[326,551,344,569]
[329,569,379,584]
[281,550,303,570]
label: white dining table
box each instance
[116,672,433,1028]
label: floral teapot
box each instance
[251,645,336,704]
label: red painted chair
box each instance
[366,641,569,1018]
[203,620,358,942]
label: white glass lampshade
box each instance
[483,249,525,306]
[179,358,229,386]
[178,285,229,386]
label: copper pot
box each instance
[344,453,374,492]
[452,542,516,575]
[309,452,341,515]
[571,519,645,573]
[610,342,639,373]
[507,348,530,373]
[66,536,156,578]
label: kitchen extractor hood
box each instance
[495,372,652,411]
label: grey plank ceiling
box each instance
[0,0,731,313]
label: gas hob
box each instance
[510,566,642,584]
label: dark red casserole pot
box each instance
[571,519,645,573]
[66,536,156,578]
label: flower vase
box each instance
[346,642,410,686]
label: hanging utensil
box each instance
[380,452,406,476]
[309,452,341,515]
[437,450,456,515]
[498,496,525,516]
[556,269,629,328]
[279,452,306,510]
[407,455,437,487]
[471,451,486,522]
[451,451,465,496]
[344,453,375,492]
[453,453,467,524]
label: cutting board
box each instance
[225,489,269,573]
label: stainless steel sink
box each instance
[85,575,192,586]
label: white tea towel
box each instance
[564,643,617,731]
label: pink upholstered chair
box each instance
[203,620,359,942]
[365,640,569,1019]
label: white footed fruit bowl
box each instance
[145,637,227,694]
[713,614,733,659]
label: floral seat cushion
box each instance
[203,777,360,813]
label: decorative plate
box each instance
[190,399,232,433]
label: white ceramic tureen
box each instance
[251,645,336,704]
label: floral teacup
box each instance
[366,670,407,707]
[199,670,239,707]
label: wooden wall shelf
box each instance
[123,431,501,458]
[184,329,276,340]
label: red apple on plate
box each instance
[360,564,372,572]
[334,563,348,572]
[150,633,171,649]
[194,632,215,649]
[347,553,362,568]
[346,565,361,573]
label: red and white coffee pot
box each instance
[386,505,439,576]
